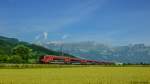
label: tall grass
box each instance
[0,64,150,69]
[0,67,149,84]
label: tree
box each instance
[12,45,32,63]
[8,55,23,63]
[0,55,9,63]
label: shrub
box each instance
[8,55,23,64]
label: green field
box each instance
[0,67,150,84]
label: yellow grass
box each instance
[0,67,150,84]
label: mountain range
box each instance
[1,35,150,64]
[42,41,150,64]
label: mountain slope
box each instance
[0,36,75,59]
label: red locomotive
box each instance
[40,55,114,65]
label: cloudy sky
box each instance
[0,0,150,45]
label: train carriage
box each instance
[40,55,114,65]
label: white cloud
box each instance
[43,32,48,40]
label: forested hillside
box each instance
[0,36,75,63]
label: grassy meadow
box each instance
[0,66,150,84]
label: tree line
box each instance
[0,45,38,64]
